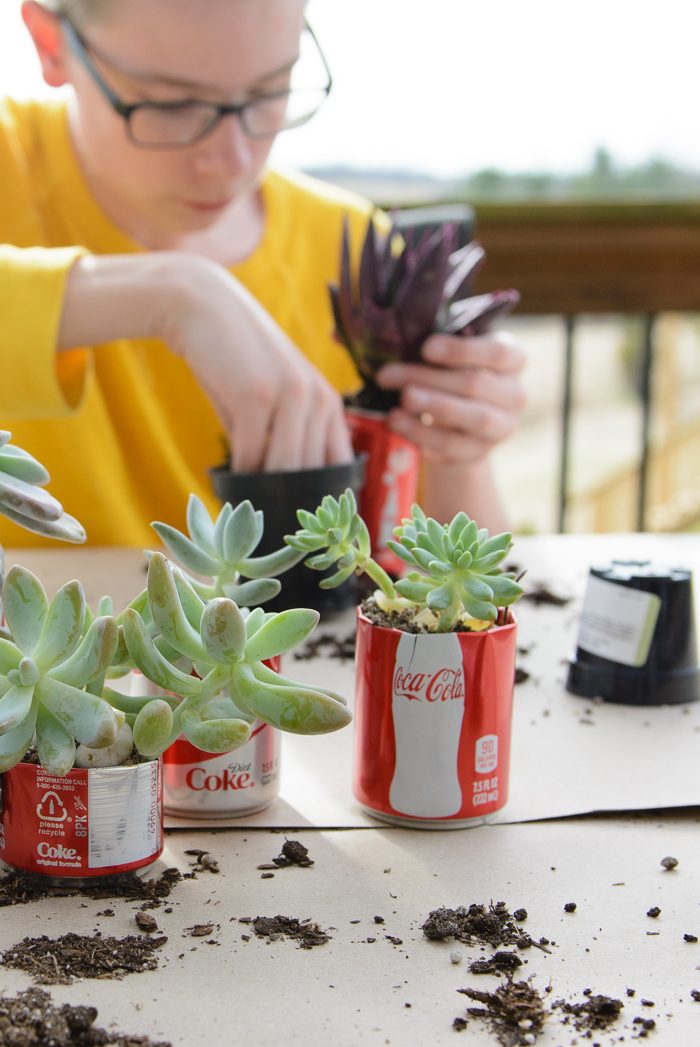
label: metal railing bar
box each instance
[557,315,576,533]
[637,314,656,531]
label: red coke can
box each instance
[0,760,163,880]
[353,611,517,827]
[345,409,420,575]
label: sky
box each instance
[0,0,698,178]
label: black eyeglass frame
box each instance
[60,16,333,149]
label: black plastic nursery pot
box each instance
[566,560,700,706]
[210,454,366,614]
[0,758,164,880]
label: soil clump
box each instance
[0,868,182,909]
[0,932,168,984]
[455,979,547,1044]
[0,987,171,1047]
[250,915,330,949]
[422,902,547,952]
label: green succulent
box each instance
[151,494,303,607]
[0,431,86,543]
[286,490,523,632]
[0,566,120,774]
[116,552,351,760]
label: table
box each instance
[1,536,699,1046]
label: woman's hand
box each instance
[376,331,526,465]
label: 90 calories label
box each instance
[576,575,661,667]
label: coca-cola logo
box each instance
[37,842,78,860]
[185,767,254,792]
[393,665,465,702]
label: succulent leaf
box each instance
[147,553,206,661]
[0,700,38,772]
[185,494,218,557]
[152,522,222,577]
[122,608,201,698]
[48,616,119,688]
[180,707,252,753]
[36,704,76,776]
[200,598,247,664]
[133,699,175,758]
[223,501,262,563]
[233,664,352,735]
[244,608,319,663]
[3,566,49,655]
[35,677,119,748]
[33,580,86,670]
[0,683,35,736]
[0,445,51,486]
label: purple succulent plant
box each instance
[329,216,520,412]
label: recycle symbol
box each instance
[36,791,69,821]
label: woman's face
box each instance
[61,0,308,241]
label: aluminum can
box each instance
[0,760,163,880]
[353,611,517,828]
[162,721,280,818]
[345,409,420,575]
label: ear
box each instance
[21,1,70,88]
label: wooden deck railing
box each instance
[449,201,700,532]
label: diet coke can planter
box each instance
[163,721,280,818]
[353,611,517,828]
[133,659,282,818]
[345,409,420,576]
[0,759,163,880]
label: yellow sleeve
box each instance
[0,244,92,416]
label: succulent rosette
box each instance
[118,552,351,758]
[329,218,520,412]
[286,489,523,633]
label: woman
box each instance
[0,0,525,545]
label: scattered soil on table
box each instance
[551,993,624,1034]
[249,915,330,949]
[455,978,548,1044]
[469,951,523,975]
[0,932,168,984]
[184,849,220,873]
[0,986,171,1047]
[0,868,182,909]
[422,902,549,952]
[293,631,356,661]
[520,583,572,607]
[514,667,530,685]
[272,839,314,868]
[660,855,678,871]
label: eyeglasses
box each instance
[60,16,332,149]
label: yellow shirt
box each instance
[0,97,371,547]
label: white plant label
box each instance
[577,575,661,667]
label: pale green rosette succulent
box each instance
[0,566,119,774]
[117,552,351,760]
[286,490,523,632]
[150,494,304,608]
[0,431,86,543]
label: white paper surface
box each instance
[1,815,698,1046]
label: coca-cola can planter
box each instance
[353,611,517,828]
[345,409,420,576]
[0,759,163,880]
[163,721,280,818]
[133,659,282,818]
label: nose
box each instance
[191,112,253,179]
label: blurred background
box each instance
[2,0,699,533]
